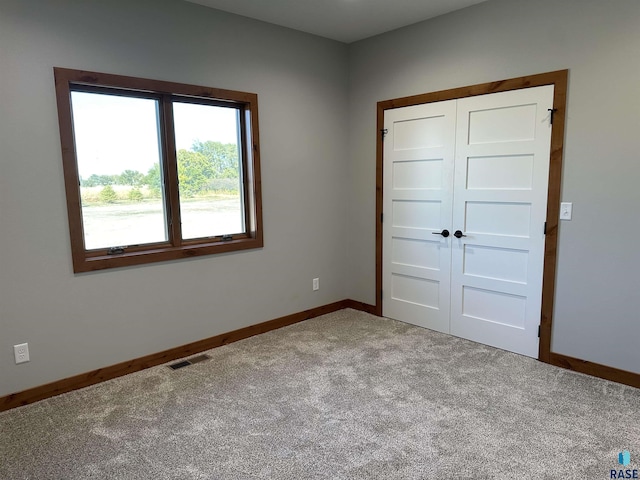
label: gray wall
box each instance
[2,0,639,398]
[347,0,640,372]
[0,0,350,396]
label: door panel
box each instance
[393,159,444,189]
[383,101,456,333]
[450,86,554,357]
[461,287,527,329]
[392,237,441,270]
[462,244,529,284]
[391,275,440,309]
[392,200,442,229]
[466,154,534,190]
[467,103,537,144]
[394,115,449,149]
[465,201,532,237]
[383,85,553,358]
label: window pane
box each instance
[173,102,245,239]
[71,91,168,250]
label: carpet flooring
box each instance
[1,309,639,479]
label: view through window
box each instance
[173,101,244,240]
[54,68,262,272]
[72,91,168,250]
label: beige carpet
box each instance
[1,309,639,479]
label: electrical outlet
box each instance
[313,278,320,291]
[14,343,30,364]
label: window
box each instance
[54,68,263,272]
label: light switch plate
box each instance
[560,202,572,220]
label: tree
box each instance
[191,141,239,179]
[128,188,144,202]
[99,185,118,203]
[81,174,99,187]
[177,150,211,197]
[144,163,162,198]
[81,173,118,187]
[118,169,144,187]
[133,143,240,200]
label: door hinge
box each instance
[543,222,547,235]
[538,325,541,338]
[381,212,383,223]
[548,108,557,125]
[380,128,388,141]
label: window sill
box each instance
[74,236,263,273]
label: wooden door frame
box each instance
[375,69,568,363]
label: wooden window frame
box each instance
[54,67,263,273]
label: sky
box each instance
[71,91,239,178]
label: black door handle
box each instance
[454,230,467,238]
[432,229,450,238]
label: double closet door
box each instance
[382,85,554,358]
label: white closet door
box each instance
[382,101,456,333]
[449,85,554,357]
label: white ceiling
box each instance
[184,0,488,44]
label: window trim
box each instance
[54,67,263,273]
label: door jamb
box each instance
[375,70,568,363]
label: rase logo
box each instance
[611,451,638,479]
